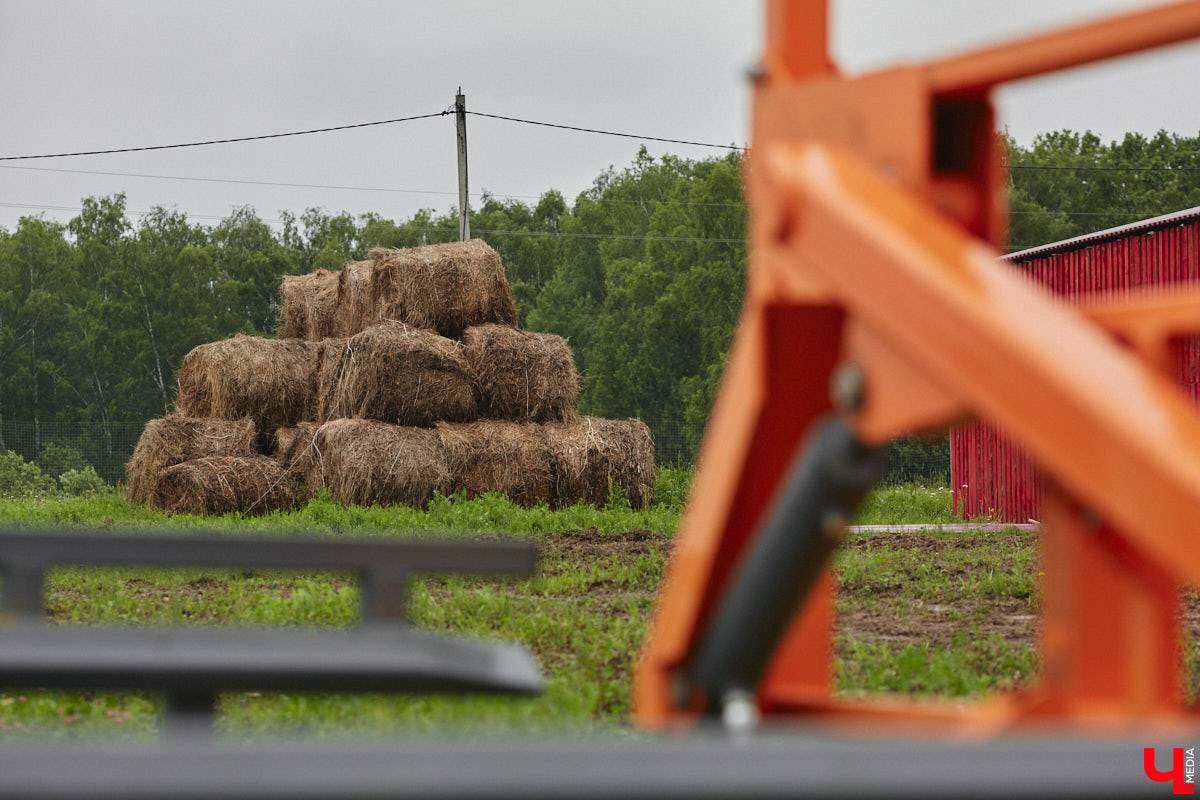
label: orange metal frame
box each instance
[636,0,1200,731]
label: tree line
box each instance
[2,131,1198,479]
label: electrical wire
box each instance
[465,111,745,151]
[0,112,449,161]
[1008,164,1200,171]
[0,164,748,209]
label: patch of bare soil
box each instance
[838,533,1035,650]
[542,527,672,563]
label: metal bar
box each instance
[764,0,831,81]
[0,531,536,622]
[0,531,534,573]
[684,419,885,711]
[0,735,1179,799]
[162,690,217,737]
[927,0,1200,95]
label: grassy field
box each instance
[0,478,1051,740]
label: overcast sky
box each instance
[1,0,1197,235]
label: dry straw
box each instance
[367,240,517,339]
[149,455,296,515]
[437,420,554,508]
[176,334,319,432]
[543,416,656,510]
[461,324,578,423]
[316,323,477,426]
[333,260,376,336]
[306,418,451,508]
[278,269,340,340]
[125,414,257,503]
[271,421,320,486]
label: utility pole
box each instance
[455,88,470,241]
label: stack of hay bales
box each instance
[125,239,655,514]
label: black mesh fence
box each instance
[0,418,950,489]
[881,435,950,487]
[644,419,949,487]
[0,420,145,485]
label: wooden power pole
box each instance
[455,89,470,241]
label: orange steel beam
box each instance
[1081,287,1200,373]
[927,1,1200,94]
[636,0,1200,731]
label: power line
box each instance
[1009,210,1159,216]
[0,107,746,163]
[0,201,286,226]
[0,163,748,209]
[0,112,449,161]
[466,111,745,151]
[0,165,463,198]
[1009,163,1200,172]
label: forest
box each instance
[3,130,1200,482]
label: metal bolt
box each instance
[721,688,760,738]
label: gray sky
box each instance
[1,0,1197,234]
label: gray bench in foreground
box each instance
[0,530,542,731]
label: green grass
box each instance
[0,480,1049,739]
[853,483,958,525]
[837,635,1036,696]
[0,487,681,537]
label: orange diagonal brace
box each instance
[768,141,1200,584]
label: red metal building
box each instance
[951,207,1200,521]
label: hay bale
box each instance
[543,417,655,510]
[437,420,553,508]
[366,240,518,339]
[333,260,376,336]
[460,324,578,423]
[149,456,296,515]
[270,421,320,485]
[176,334,319,431]
[306,419,451,508]
[278,269,340,340]
[316,322,478,426]
[125,415,257,503]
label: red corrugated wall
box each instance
[951,215,1200,521]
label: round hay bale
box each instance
[278,269,339,340]
[270,421,320,486]
[125,415,257,503]
[313,337,348,422]
[460,324,578,423]
[176,334,320,431]
[149,455,296,515]
[367,240,518,339]
[333,260,376,337]
[543,417,656,510]
[316,322,478,427]
[306,419,450,508]
[436,420,553,508]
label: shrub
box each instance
[37,442,90,480]
[58,466,109,497]
[0,450,56,499]
[652,466,692,511]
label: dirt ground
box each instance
[545,529,1200,660]
[837,533,1036,650]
